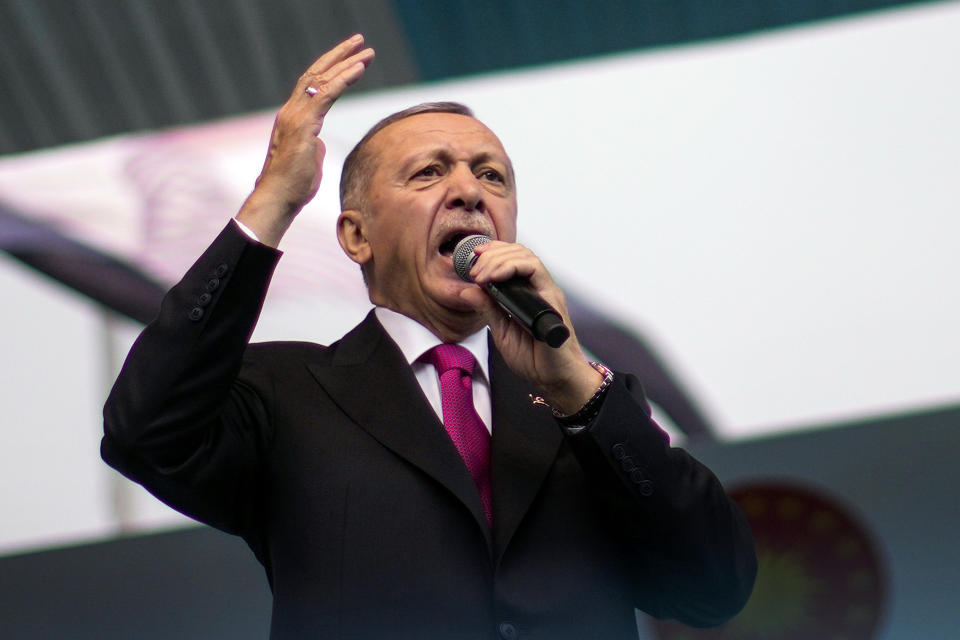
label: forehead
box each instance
[366,112,510,167]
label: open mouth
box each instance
[438,232,471,257]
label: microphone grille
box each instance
[452,234,491,282]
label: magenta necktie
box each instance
[422,344,492,527]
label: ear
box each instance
[337,209,372,266]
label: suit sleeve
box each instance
[564,373,758,627]
[101,222,282,536]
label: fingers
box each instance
[297,35,375,116]
[466,240,570,330]
[467,241,548,288]
[300,34,366,84]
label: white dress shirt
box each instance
[374,307,493,434]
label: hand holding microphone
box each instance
[453,235,570,348]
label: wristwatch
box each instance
[552,361,615,430]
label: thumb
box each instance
[459,285,490,314]
[314,138,326,181]
[459,286,515,336]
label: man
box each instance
[102,35,756,639]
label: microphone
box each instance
[453,235,570,348]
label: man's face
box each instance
[355,112,518,331]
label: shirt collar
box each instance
[374,306,490,382]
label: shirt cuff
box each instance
[232,218,262,243]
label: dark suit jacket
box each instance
[102,223,755,639]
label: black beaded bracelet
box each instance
[552,361,615,427]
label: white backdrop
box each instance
[1,1,958,554]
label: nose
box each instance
[445,163,484,213]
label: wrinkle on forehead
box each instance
[368,113,515,181]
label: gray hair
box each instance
[338,102,475,211]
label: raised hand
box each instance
[237,35,375,247]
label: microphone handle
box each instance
[485,277,570,348]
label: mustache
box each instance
[435,219,495,243]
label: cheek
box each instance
[369,195,440,266]
[495,210,518,243]
[392,231,429,272]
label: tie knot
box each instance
[423,343,476,377]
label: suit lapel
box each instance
[306,312,492,548]
[488,342,564,561]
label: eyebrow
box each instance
[398,147,514,181]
